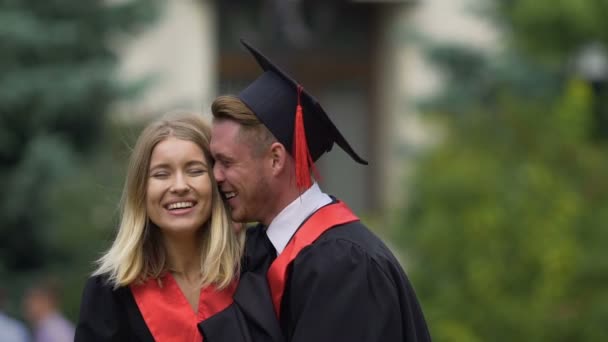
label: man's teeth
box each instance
[167,201,194,210]
[225,192,236,199]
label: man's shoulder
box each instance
[286,221,412,295]
[317,220,392,256]
[311,200,383,247]
[297,219,402,272]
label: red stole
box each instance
[266,201,359,318]
[131,273,236,341]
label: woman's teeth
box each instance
[167,201,194,210]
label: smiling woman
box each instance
[74,113,244,342]
[146,137,214,239]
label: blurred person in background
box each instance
[23,278,74,342]
[75,113,244,341]
[199,40,431,342]
[0,287,30,342]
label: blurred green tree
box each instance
[397,1,608,341]
[0,0,158,317]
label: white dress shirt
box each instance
[266,182,332,254]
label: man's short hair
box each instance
[211,95,277,157]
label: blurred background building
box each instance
[116,0,497,213]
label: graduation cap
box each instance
[238,39,368,190]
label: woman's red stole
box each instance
[131,273,236,341]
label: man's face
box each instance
[210,120,272,223]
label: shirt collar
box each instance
[266,182,332,254]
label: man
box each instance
[200,40,431,341]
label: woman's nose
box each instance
[170,173,190,193]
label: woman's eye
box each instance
[189,169,206,175]
[151,172,169,178]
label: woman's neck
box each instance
[163,233,202,281]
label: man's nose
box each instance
[213,164,225,183]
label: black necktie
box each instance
[264,231,278,261]
[243,225,277,275]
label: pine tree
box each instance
[0,0,159,273]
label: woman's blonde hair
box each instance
[94,112,243,289]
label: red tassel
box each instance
[293,85,318,190]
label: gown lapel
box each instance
[132,273,235,342]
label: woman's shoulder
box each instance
[78,273,136,324]
[76,274,148,341]
[82,273,129,300]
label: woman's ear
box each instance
[269,142,287,175]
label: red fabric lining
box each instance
[131,273,236,341]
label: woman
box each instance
[75,113,243,341]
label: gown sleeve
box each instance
[199,225,284,342]
[74,275,134,342]
[283,238,431,342]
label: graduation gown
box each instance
[201,203,431,342]
[75,273,237,341]
[75,275,155,341]
[278,220,431,341]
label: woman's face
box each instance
[146,137,213,236]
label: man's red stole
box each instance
[266,201,359,318]
[131,273,236,341]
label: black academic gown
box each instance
[75,275,155,341]
[76,227,282,342]
[279,220,431,341]
[198,226,284,342]
[201,209,431,342]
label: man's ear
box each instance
[268,142,287,175]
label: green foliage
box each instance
[420,45,561,115]
[0,0,159,318]
[43,119,143,320]
[492,0,608,63]
[397,1,608,340]
[401,82,608,341]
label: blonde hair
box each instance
[94,112,243,289]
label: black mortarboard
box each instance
[237,39,368,188]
